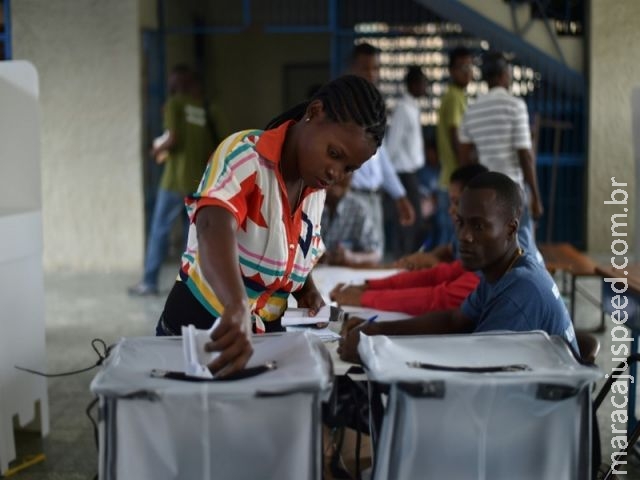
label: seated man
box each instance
[329,164,489,316]
[320,174,382,267]
[392,164,488,270]
[339,172,578,363]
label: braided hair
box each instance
[265,74,387,148]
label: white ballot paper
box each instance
[282,305,332,327]
[181,322,220,379]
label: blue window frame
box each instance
[0,0,11,60]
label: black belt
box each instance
[351,187,380,195]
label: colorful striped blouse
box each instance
[179,121,326,327]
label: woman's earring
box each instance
[305,117,310,122]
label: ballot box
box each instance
[358,331,602,480]
[90,332,332,480]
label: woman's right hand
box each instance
[204,302,253,377]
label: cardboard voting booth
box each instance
[91,332,332,480]
[0,61,49,475]
[358,331,602,480]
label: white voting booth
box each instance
[0,61,50,474]
[359,331,602,480]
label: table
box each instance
[539,243,600,326]
[302,266,408,376]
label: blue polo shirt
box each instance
[461,253,579,354]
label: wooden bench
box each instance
[538,243,602,329]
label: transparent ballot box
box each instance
[91,332,332,480]
[358,331,602,480]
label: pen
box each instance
[356,314,378,331]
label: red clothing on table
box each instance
[361,260,479,315]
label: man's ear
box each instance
[304,99,324,121]
[507,217,519,239]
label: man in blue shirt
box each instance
[339,171,578,361]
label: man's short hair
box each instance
[480,51,510,83]
[450,164,489,188]
[449,46,473,69]
[465,171,523,221]
[351,42,380,63]
[405,65,426,86]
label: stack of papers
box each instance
[282,305,332,327]
[282,306,341,341]
[285,325,341,342]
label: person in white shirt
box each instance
[459,51,543,260]
[349,43,416,257]
[385,65,428,255]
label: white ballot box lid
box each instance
[359,331,602,387]
[91,332,332,398]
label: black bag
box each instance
[323,375,370,434]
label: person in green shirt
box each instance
[434,47,474,246]
[129,67,227,296]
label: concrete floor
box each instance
[5,266,640,479]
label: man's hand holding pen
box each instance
[338,315,378,364]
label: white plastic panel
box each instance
[0,60,49,475]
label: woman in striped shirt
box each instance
[156,75,387,376]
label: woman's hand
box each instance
[294,287,325,315]
[293,273,325,317]
[205,302,253,377]
[329,283,366,306]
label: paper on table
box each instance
[181,322,220,379]
[285,325,341,342]
[282,305,332,326]
[339,306,407,322]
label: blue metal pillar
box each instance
[2,0,11,59]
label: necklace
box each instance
[505,247,524,273]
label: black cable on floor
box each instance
[13,338,112,480]
[13,339,112,377]
[86,397,100,451]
